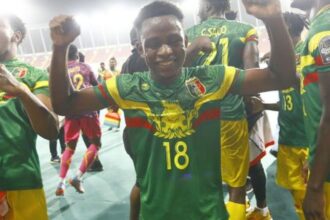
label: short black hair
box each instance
[134,1,184,32]
[283,12,307,37]
[2,14,27,44]
[205,0,230,13]
[78,51,85,63]
[68,44,79,61]
[225,11,237,20]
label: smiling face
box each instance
[140,15,186,84]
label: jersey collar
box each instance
[313,4,330,21]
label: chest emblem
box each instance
[185,77,206,98]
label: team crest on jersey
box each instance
[17,68,28,78]
[185,77,206,97]
[151,101,198,139]
[141,83,150,91]
[319,36,330,65]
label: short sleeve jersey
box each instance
[94,65,244,220]
[278,41,308,147]
[0,59,49,190]
[186,19,258,120]
[67,60,98,118]
[300,6,330,180]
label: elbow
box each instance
[40,128,59,140]
[281,72,299,89]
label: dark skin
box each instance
[49,3,295,219]
[0,17,58,140]
[49,1,296,116]
[290,0,330,219]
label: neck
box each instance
[0,51,15,63]
[207,14,225,20]
[314,1,330,17]
[292,36,301,47]
[150,69,181,86]
[207,10,225,20]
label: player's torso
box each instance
[278,42,307,147]
[186,19,254,120]
[187,19,252,68]
[0,60,43,190]
[68,61,93,90]
[118,68,228,219]
[300,9,330,149]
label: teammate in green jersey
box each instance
[291,0,330,219]
[48,0,297,219]
[263,12,309,219]
[186,0,259,218]
[0,14,58,220]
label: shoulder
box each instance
[116,71,149,94]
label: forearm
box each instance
[50,45,75,115]
[307,115,330,191]
[263,103,279,111]
[184,45,201,67]
[18,89,59,140]
[265,15,297,87]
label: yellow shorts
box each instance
[4,188,48,220]
[221,119,249,187]
[276,145,309,191]
[325,182,330,219]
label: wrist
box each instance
[261,13,284,24]
[16,84,30,98]
[52,44,69,52]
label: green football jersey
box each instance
[278,41,308,147]
[300,6,330,181]
[95,65,244,220]
[0,59,49,190]
[186,18,258,120]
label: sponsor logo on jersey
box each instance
[185,77,206,97]
[141,83,150,91]
[319,36,330,65]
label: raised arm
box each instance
[49,16,106,115]
[233,0,298,95]
[0,65,58,140]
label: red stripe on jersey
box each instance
[304,72,319,86]
[315,55,324,66]
[193,108,220,128]
[98,84,115,105]
[126,117,155,132]
[246,36,258,42]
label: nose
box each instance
[158,44,173,57]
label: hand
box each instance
[301,161,309,184]
[49,15,80,47]
[191,36,213,54]
[303,187,326,220]
[0,64,26,96]
[246,96,264,114]
[241,0,282,20]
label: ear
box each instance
[137,42,145,58]
[205,1,212,13]
[11,31,23,44]
[184,35,189,48]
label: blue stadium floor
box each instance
[36,108,299,220]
